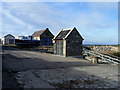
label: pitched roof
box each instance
[32,29,46,37]
[53,27,84,40]
[53,27,75,40]
[55,30,70,40]
[4,34,15,38]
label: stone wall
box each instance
[87,45,118,52]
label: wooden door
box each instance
[56,41,63,55]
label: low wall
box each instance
[86,45,119,52]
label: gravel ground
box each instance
[15,67,118,88]
[2,46,119,89]
[2,65,21,89]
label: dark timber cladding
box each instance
[32,28,54,46]
[53,27,84,57]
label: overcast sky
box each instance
[1,2,118,45]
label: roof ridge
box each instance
[32,28,47,37]
[62,27,75,31]
[35,29,46,32]
[63,28,74,39]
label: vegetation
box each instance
[96,51,120,58]
[112,52,120,57]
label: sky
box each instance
[0,1,118,45]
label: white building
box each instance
[18,35,32,40]
[2,34,15,45]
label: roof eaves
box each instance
[53,29,63,40]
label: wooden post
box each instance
[92,57,98,63]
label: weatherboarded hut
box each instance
[32,28,54,46]
[2,34,15,45]
[53,27,84,57]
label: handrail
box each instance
[83,48,119,64]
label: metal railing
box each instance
[83,48,120,64]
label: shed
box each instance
[53,27,84,57]
[32,28,54,46]
[3,34,15,45]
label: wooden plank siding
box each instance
[53,27,84,57]
[41,37,53,46]
[32,28,54,46]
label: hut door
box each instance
[56,41,63,55]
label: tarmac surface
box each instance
[1,46,119,89]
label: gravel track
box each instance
[2,46,119,89]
